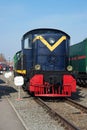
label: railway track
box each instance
[35,98,80,130]
[38,97,87,130]
[0,74,87,130]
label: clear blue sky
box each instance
[0,0,87,61]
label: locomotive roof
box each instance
[22,28,70,40]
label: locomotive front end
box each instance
[28,29,76,97]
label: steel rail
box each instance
[66,98,87,113]
[34,97,80,130]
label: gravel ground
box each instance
[10,97,64,130]
[0,74,64,130]
[1,72,87,130]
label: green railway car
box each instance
[13,51,26,76]
[70,38,87,86]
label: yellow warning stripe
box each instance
[15,70,26,75]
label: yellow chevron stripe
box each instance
[33,35,66,51]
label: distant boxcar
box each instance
[70,38,87,86]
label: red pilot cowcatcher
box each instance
[28,74,76,97]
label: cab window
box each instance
[24,38,32,49]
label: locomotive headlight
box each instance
[35,64,41,70]
[67,65,73,71]
[49,38,55,44]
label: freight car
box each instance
[70,38,87,86]
[14,28,76,97]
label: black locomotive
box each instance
[14,28,76,97]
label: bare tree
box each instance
[0,53,6,63]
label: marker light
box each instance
[35,64,41,70]
[67,65,73,71]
